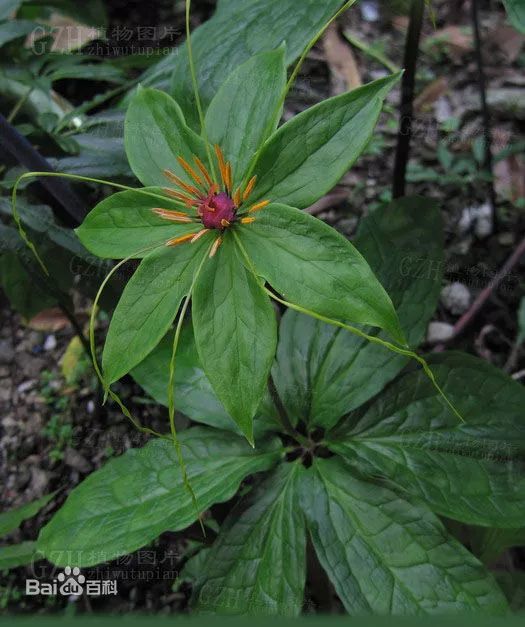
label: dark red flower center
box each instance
[200,192,237,230]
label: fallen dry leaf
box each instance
[495,154,525,203]
[323,23,362,94]
[29,308,72,332]
[424,26,473,62]
[414,77,449,112]
[489,24,524,63]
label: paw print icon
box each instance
[57,566,85,596]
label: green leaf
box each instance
[193,237,277,443]
[0,198,92,262]
[102,238,207,384]
[354,196,443,347]
[205,48,287,186]
[248,74,401,209]
[299,458,507,614]
[76,188,197,259]
[0,493,55,537]
[195,463,305,616]
[37,427,281,567]
[0,252,56,319]
[0,541,37,570]
[329,352,525,527]
[131,322,279,437]
[166,0,349,130]
[239,203,405,345]
[124,87,208,188]
[503,0,525,34]
[272,197,443,429]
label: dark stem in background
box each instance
[392,0,425,199]
[471,0,497,219]
[0,112,86,226]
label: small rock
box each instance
[458,203,493,239]
[63,447,93,474]
[0,339,15,364]
[441,282,471,315]
[87,400,95,414]
[427,321,455,344]
[28,466,50,496]
[0,365,10,378]
[2,415,17,434]
[360,0,379,22]
[43,335,57,351]
[487,88,525,120]
[0,385,11,402]
[17,380,36,394]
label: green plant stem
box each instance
[343,31,399,73]
[88,243,168,439]
[7,86,33,124]
[185,0,217,183]
[167,245,212,535]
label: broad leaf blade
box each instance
[272,197,443,429]
[131,323,279,437]
[239,203,405,344]
[0,493,55,537]
[102,239,207,384]
[124,87,208,187]
[193,238,277,443]
[76,188,197,259]
[195,463,306,616]
[300,458,507,614]
[330,352,525,527]
[205,48,287,186]
[248,74,401,209]
[0,541,36,570]
[37,427,281,567]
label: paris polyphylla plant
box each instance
[11,0,462,452]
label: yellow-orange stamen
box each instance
[233,187,241,207]
[240,217,256,225]
[191,229,210,243]
[163,188,200,207]
[166,232,196,247]
[209,237,223,258]
[193,156,213,187]
[248,199,270,214]
[225,163,232,192]
[152,208,194,223]
[243,176,257,201]
[163,170,201,197]
[220,219,230,227]
[177,156,203,187]
[215,145,229,188]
